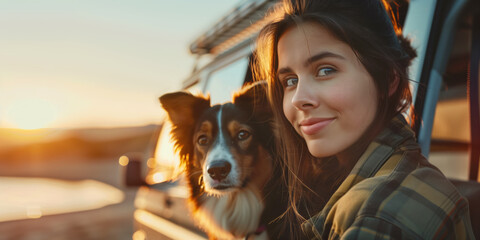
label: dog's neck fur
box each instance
[191,183,267,240]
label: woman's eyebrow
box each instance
[304,52,345,67]
[277,67,292,76]
[277,52,345,76]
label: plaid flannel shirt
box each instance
[301,115,475,239]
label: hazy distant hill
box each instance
[0,128,68,151]
[0,125,160,162]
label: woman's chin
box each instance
[306,141,337,158]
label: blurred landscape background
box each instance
[0,125,158,240]
[0,126,157,170]
[0,0,241,239]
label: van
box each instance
[122,0,480,239]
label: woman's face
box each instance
[278,22,378,158]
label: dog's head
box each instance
[160,82,273,197]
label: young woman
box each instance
[254,0,475,239]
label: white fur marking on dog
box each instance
[203,106,240,192]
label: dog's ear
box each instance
[160,92,210,128]
[233,81,272,120]
[159,92,210,164]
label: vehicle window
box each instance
[204,57,249,104]
[429,14,472,180]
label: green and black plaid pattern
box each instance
[302,115,475,239]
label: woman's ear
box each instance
[389,71,400,96]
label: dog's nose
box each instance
[207,161,231,181]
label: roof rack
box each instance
[189,0,278,55]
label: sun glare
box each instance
[5,98,58,130]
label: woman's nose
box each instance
[291,80,318,110]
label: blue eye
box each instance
[285,78,298,87]
[317,67,336,77]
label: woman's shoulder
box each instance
[363,144,465,208]
[351,164,470,239]
[305,152,474,239]
[366,165,468,219]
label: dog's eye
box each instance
[197,135,209,146]
[237,130,251,141]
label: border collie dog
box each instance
[160,82,283,240]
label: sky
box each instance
[0,0,241,129]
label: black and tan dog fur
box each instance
[159,82,285,240]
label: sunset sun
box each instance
[5,98,58,130]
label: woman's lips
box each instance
[299,118,335,135]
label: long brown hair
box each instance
[254,0,417,237]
